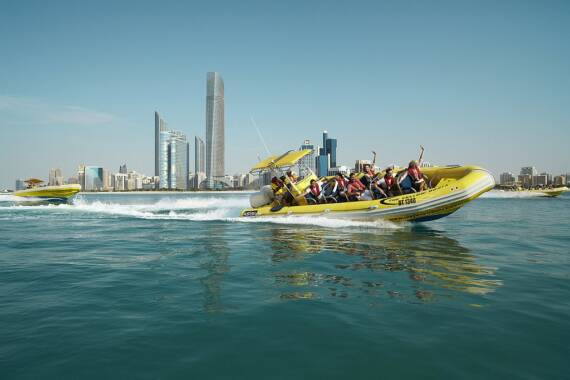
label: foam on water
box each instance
[481,190,543,198]
[0,194,400,230]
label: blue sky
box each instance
[1,0,569,188]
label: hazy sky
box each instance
[1,0,569,188]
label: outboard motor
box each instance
[249,185,275,208]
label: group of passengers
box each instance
[271,146,429,206]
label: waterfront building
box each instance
[49,168,64,186]
[539,172,552,185]
[84,166,104,191]
[194,136,206,189]
[67,177,78,185]
[500,172,516,185]
[77,165,86,190]
[520,166,537,177]
[316,154,330,177]
[15,179,25,190]
[553,175,566,186]
[193,172,207,189]
[155,111,167,177]
[205,72,225,189]
[102,168,112,191]
[317,130,338,176]
[533,174,548,187]
[518,174,532,188]
[113,173,128,191]
[326,138,338,168]
[195,136,205,173]
[355,160,371,173]
[298,139,316,178]
[119,164,128,174]
[156,113,189,190]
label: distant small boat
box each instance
[14,178,81,202]
[527,187,568,197]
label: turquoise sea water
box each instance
[0,191,568,379]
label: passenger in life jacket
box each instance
[270,176,284,193]
[285,170,298,184]
[360,151,377,188]
[305,179,325,204]
[347,173,366,201]
[407,146,427,192]
[380,167,400,197]
[332,173,349,202]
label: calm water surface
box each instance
[0,191,568,379]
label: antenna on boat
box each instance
[250,116,271,156]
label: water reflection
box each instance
[266,225,502,302]
[196,223,230,313]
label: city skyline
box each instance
[1,1,570,189]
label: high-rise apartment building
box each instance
[318,130,338,176]
[499,172,515,185]
[48,168,64,186]
[520,167,537,177]
[119,164,128,174]
[15,179,25,190]
[155,112,189,190]
[205,72,225,189]
[298,139,316,177]
[195,136,205,173]
[155,112,167,177]
[194,136,206,189]
[84,166,104,191]
[158,129,189,190]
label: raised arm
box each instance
[418,146,425,167]
[371,151,377,167]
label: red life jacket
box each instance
[384,175,395,189]
[408,167,423,182]
[309,183,321,197]
[337,178,347,190]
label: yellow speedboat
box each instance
[14,179,81,201]
[528,187,568,197]
[240,151,495,222]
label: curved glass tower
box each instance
[205,72,224,189]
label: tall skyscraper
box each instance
[205,72,225,189]
[155,111,166,177]
[119,164,128,174]
[195,136,205,173]
[317,130,338,175]
[159,129,189,190]
[326,138,337,168]
[155,112,189,190]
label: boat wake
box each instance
[481,190,543,199]
[0,194,401,230]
